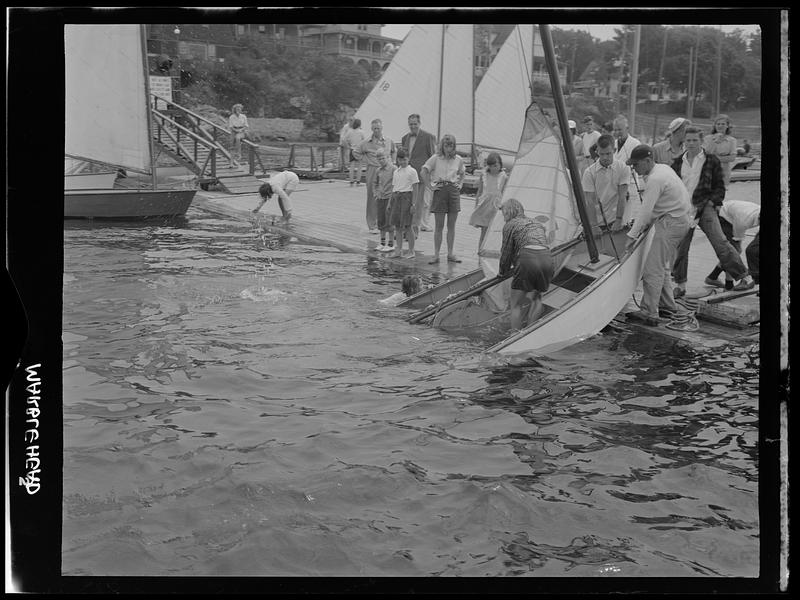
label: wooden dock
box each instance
[193,175,760,341]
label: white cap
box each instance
[666,117,689,135]
[568,120,577,129]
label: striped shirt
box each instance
[499,217,549,276]
[374,163,396,199]
[355,135,396,168]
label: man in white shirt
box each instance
[253,170,300,221]
[581,115,601,161]
[581,134,628,234]
[612,115,644,224]
[624,145,692,326]
[706,199,760,288]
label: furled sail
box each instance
[65,24,152,174]
[479,101,583,276]
[354,24,474,146]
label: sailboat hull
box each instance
[64,188,196,219]
[397,269,487,309]
[487,227,655,355]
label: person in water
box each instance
[379,275,422,306]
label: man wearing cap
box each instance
[653,118,690,165]
[581,115,601,162]
[624,144,692,326]
[612,115,644,225]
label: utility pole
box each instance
[571,38,578,85]
[616,30,628,116]
[652,28,668,142]
[687,31,700,119]
[628,25,641,136]
[714,27,723,116]
[173,25,181,105]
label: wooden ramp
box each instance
[215,171,266,194]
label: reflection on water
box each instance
[62,205,759,577]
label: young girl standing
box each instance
[468,152,508,254]
[704,114,738,189]
[421,134,466,264]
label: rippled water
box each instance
[62,206,759,577]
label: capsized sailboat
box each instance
[408,25,655,356]
[64,24,195,219]
[396,24,538,310]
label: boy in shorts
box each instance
[387,148,419,258]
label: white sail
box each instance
[437,24,475,148]
[479,101,583,275]
[65,24,152,174]
[354,24,474,145]
[474,25,534,161]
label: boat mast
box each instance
[141,24,158,191]
[437,24,446,141]
[539,24,599,263]
[471,24,475,166]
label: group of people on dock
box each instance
[342,114,468,263]
[617,113,759,327]
[255,106,759,332]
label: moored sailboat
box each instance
[64,24,195,219]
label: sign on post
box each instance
[149,76,173,110]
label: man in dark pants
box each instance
[401,114,437,236]
[670,126,755,297]
[746,231,760,284]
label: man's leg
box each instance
[365,166,378,230]
[697,203,748,280]
[745,231,760,284]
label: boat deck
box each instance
[193,176,760,342]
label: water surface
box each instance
[62,207,759,577]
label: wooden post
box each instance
[652,29,669,143]
[628,25,641,137]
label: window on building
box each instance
[258,25,266,33]
[237,25,245,36]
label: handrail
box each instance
[151,93,225,135]
[151,109,226,151]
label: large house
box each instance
[145,24,400,73]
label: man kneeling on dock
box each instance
[253,170,299,221]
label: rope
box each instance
[664,310,700,331]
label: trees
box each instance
[178,33,375,138]
[569,25,761,112]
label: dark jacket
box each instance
[670,151,725,207]
[401,129,437,174]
